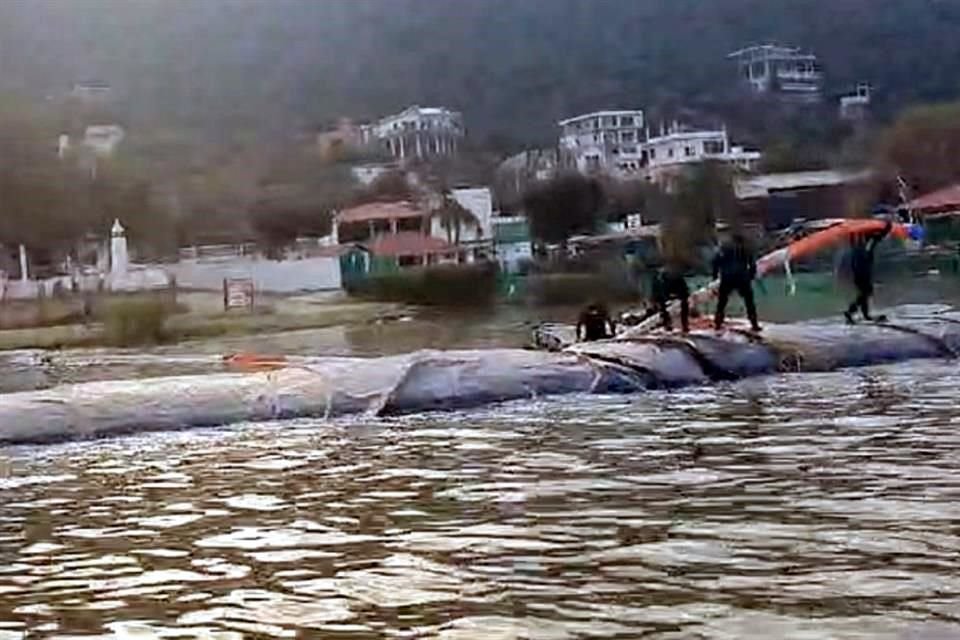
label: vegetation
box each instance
[3,0,957,147]
[99,297,173,347]
[879,102,960,195]
[523,174,605,245]
[350,264,498,307]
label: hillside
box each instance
[1,0,959,146]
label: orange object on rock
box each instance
[223,353,289,372]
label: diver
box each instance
[844,219,893,324]
[576,301,615,342]
[652,262,690,333]
[712,230,762,333]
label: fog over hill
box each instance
[2,0,959,145]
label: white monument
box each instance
[110,219,128,276]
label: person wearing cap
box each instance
[712,227,762,332]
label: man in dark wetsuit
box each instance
[576,302,615,342]
[845,219,893,324]
[651,263,690,333]
[712,232,762,332]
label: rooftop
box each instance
[735,169,872,200]
[727,44,818,61]
[558,110,644,126]
[337,201,427,224]
[365,232,454,257]
[908,183,960,214]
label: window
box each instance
[593,134,600,143]
[621,145,636,154]
[685,146,695,157]
[668,148,674,158]
[621,131,635,143]
[611,146,620,155]
[604,132,616,143]
[704,140,725,155]
[605,116,616,127]
[620,116,633,127]
[649,149,656,160]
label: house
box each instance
[568,225,661,263]
[558,110,645,176]
[83,125,125,157]
[735,169,874,229]
[641,123,761,186]
[360,106,463,162]
[840,83,872,122]
[728,44,823,103]
[334,199,485,269]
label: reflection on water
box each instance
[1,360,960,638]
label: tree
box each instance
[431,194,478,246]
[522,173,605,245]
[879,102,960,194]
[656,162,738,268]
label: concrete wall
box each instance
[0,267,171,301]
[167,255,342,293]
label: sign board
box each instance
[223,277,254,311]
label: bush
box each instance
[350,263,498,307]
[100,297,172,347]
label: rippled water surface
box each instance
[2,360,960,639]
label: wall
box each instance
[1,267,171,301]
[167,255,342,293]
[451,187,493,238]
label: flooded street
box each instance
[2,359,960,638]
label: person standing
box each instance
[712,231,762,332]
[844,220,893,323]
[652,263,690,333]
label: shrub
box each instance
[100,297,172,347]
[350,263,498,307]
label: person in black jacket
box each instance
[576,301,615,341]
[844,220,893,324]
[712,232,762,332]
[651,263,690,333]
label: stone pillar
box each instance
[18,244,28,282]
[110,219,129,276]
[398,135,406,160]
[416,135,423,159]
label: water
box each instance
[2,359,960,638]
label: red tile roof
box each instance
[908,183,960,213]
[366,232,455,257]
[337,201,427,224]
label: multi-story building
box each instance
[728,44,823,103]
[360,106,463,162]
[558,110,645,176]
[641,123,762,186]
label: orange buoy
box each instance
[223,353,289,372]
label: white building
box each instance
[70,80,112,104]
[558,110,645,176]
[641,123,761,185]
[728,45,823,103]
[840,83,871,121]
[361,106,463,162]
[83,125,125,157]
